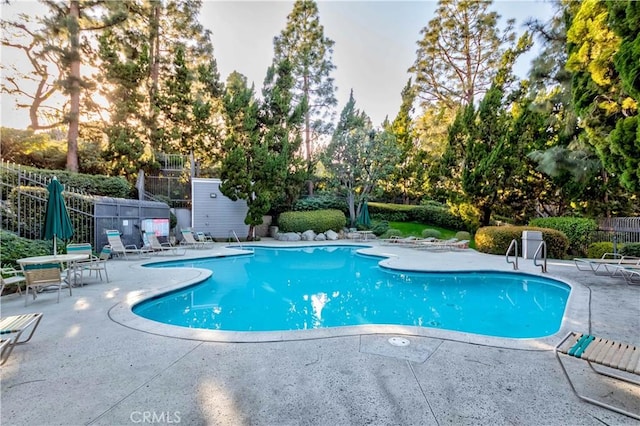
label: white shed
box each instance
[191,178,250,239]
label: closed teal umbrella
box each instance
[357,200,371,227]
[42,177,74,255]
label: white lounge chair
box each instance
[180,229,210,249]
[574,253,639,276]
[147,234,186,256]
[555,331,640,420]
[106,230,150,259]
[0,312,43,365]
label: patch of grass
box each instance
[388,221,475,248]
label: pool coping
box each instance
[108,242,590,351]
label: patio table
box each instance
[17,254,89,287]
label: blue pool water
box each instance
[133,246,570,338]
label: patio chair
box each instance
[0,312,43,365]
[555,331,640,420]
[105,230,150,259]
[1,266,25,295]
[66,243,94,286]
[180,229,210,249]
[22,263,70,306]
[80,245,111,282]
[147,234,186,256]
[574,253,640,276]
[196,231,215,243]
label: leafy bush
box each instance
[620,243,640,257]
[475,226,569,259]
[587,242,617,259]
[0,230,51,267]
[293,194,348,213]
[370,220,389,236]
[455,231,471,241]
[528,217,597,256]
[278,209,346,233]
[422,229,442,239]
[379,229,402,239]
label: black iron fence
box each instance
[1,160,94,247]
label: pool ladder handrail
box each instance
[533,240,547,273]
[506,239,518,270]
[228,230,254,253]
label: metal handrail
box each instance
[533,240,547,273]
[506,239,518,270]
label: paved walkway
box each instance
[1,241,638,425]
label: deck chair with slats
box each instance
[147,234,186,256]
[22,263,70,306]
[180,229,209,249]
[0,312,43,365]
[105,230,150,259]
[555,332,640,420]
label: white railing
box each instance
[506,239,518,270]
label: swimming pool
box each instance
[133,246,571,339]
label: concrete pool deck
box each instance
[1,240,639,425]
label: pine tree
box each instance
[410,0,516,109]
[322,91,399,226]
[273,0,337,195]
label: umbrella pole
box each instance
[54,236,57,256]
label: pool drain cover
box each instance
[388,337,410,347]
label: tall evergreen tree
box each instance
[322,91,399,226]
[410,0,516,109]
[273,0,337,195]
[383,79,421,204]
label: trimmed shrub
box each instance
[278,209,346,233]
[587,242,617,259]
[528,217,597,256]
[422,229,442,239]
[455,231,471,241]
[475,226,569,259]
[620,243,640,257]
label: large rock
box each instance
[314,233,327,241]
[301,230,316,241]
[325,229,339,240]
[278,232,301,241]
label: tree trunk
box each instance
[66,0,81,172]
[347,191,356,227]
[303,74,313,196]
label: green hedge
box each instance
[475,226,569,259]
[368,202,472,232]
[528,217,597,256]
[1,165,132,198]
[278,209,346,233]
[620,243,640,257]
[0,230,51,267]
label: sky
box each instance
[1,0,556,130]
